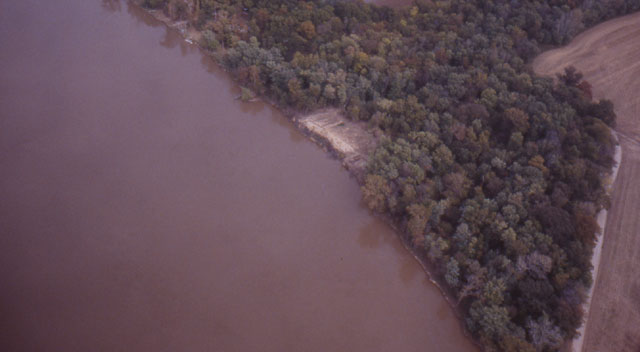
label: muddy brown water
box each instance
[0,1,474,351]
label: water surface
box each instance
[0,1,475,351]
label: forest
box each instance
[141,0,639,350]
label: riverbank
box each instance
[533,11,640,352]
[295,110,376,180]
[0,1,480,350]
[133,2,633,351]
[130,1,482,348]
[135,3,378,179]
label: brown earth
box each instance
[296,110,377,179]
[533,11,640,352]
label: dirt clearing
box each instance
[297,109,377,178]
[533,11,640,352]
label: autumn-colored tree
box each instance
[406,203,432,241]
[505,107,530,133]
[574,211,600,248]
[557,65,583,86]
[361,174,391,213]
[298,20,316,40]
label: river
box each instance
[0,1,474,351]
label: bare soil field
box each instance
[533,11,640,352]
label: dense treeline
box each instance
[142,0,638,350]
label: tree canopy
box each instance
[143,0,639,350]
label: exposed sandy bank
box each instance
[296,110,376,179]
[533,11,640,352]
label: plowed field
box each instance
[533,11,640,352]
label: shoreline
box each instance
[295,109,377,181]
[133,3,376,180]
[130,2,482,349]
[131,2,625,350]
